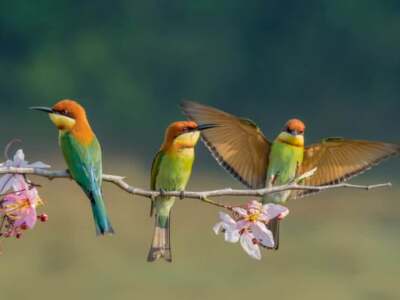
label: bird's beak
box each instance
[197,124,218,131]
[30,106,54,114]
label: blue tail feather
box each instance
[89,190,114,235]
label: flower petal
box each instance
[13,149,26,165]
[240,232,261,260]
[224,229,240,243]
[246,200,262,213]
[0,174,13,193]
[219,212,236,225]
[252,222,275,248]
[213,222,224,235]
[26,189,39,206]
[262,204,289,221]
[16,207,37,228]
[278,208,290,220]
[2,193,20,206]
[11,175,28,192]
[232,207,248,217]
[2,160,12,167]
[236,219,250,231]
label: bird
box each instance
[30,99,114,235]
[148,121,216,262]
[181,101,400,249]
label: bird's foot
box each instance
[159,188,167,197]
[179,191,185,200]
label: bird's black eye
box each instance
[61,110,72,117]
[54,109,72,118]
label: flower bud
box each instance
[38,214,48,222]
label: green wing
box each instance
[150,150,165,216]
[59,133,102,196]
[59,133,114,235]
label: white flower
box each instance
[0,149,50,194]
[213,200,289,260]
[213,212,240,243]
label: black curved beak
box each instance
[197,124,218,131]
[30,106,54,114]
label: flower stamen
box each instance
[246,212,261,223]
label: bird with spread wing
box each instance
[181,101,400,250]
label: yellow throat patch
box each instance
[277,132,304,147]
[173,131,200,149]
[49,113,76,131]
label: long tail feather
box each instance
[90,191,114,235]
[147,214,172,262]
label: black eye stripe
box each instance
[285,128,304,135]
[183,127,194,133]
[54,109,72,118]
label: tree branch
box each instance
[0,167,392,208]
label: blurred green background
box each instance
[1,1,400,299]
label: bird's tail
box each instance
[90,190,114,235]
[147,214,172,262]
[267,218,280,250]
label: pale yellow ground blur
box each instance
[1,158,399,300]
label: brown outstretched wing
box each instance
[293,138,400,198]
[181,101,271,189]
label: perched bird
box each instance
[181,101,400,249]
[31,100,114,235]
[148,121,215,262]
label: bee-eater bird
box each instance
[148,121,216,262]
[30,100,114,235]
[181,101,400,249]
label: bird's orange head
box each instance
[285,119,305,135]
[277,118,306,147]
[31,99,95,145]
[161,121,216,151]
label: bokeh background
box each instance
[1,1,400,299]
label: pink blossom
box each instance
[0,149,49,194]
[0,180,44,238]
[213,200,289,260]
[0,150,48,241]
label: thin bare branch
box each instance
[0,167,392,205]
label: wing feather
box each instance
[150,151,164,216]
[181,101,271,188]
[294,138,400,198]
[60,133,102,195]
